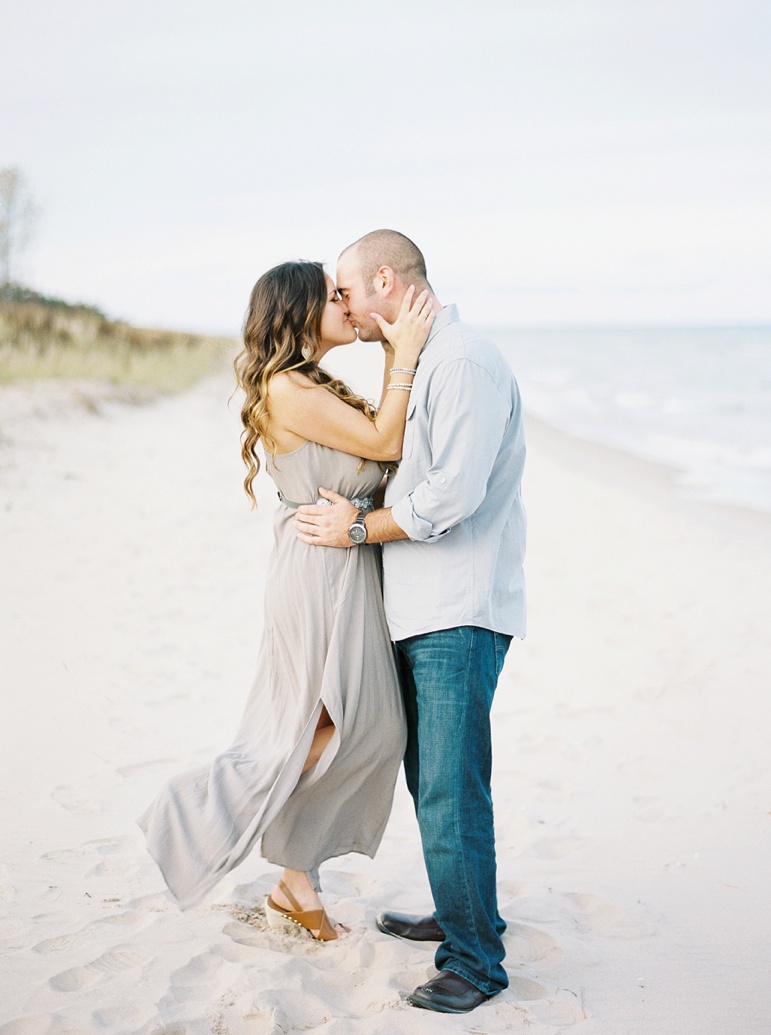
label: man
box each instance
[295,230,526,1014]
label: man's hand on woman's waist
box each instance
[295,488,407,547]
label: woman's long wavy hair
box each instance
[234,260,377,504]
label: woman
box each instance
[139,260,433,940]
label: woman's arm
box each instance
[379,342,396,410]
[268,288,433,462]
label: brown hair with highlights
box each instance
[234,260,376,503]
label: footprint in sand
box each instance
[215,1005,281,1035]
[40,847,84,864]
[88,836,141,875]
[125,892,174,912]
[221,918,263,949]
[564,891,623,930]
[564,892,652,939]
[0,1019,54,1035]
[33,932,87,955]
[85,835,140,858]
[50,785,104,815]
[49,964,100,993]
[87,857,138,878]
[524,998,588,1027]
[31,911,82,927]
[504,922,563,962]
[94,909,149,929]
[49,947,154,992]
[91,1003,147,1029]
[498,879,536,899]
[508,975,549,1000]
[170,950,229,990]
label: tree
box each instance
[0,167,38,295]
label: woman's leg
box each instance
[301,705,335,775]
[269,706,346,936]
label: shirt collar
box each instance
[421,303,459,353]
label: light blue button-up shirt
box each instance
[384,305,526,641]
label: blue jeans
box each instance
[394,626,512,995]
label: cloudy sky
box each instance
[2,0,770,331]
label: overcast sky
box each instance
[2,0,770,332]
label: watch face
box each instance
[348,522,367,544]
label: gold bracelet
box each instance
[386,384,413,391]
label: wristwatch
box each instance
[348,510,368,545]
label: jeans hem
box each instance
[440,960,508,997]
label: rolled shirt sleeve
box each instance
[390,357,511,542]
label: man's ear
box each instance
[375,265,397,297]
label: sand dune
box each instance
[1,370,769,1034]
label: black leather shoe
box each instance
[407,970,493,1013]
[376,911,445,942]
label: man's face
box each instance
[336,252,386,342]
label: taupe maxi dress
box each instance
[139,441,407,909]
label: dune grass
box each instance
[0,294,235,393]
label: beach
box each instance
[1,369,769,1034]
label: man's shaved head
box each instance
[340,229,430,294]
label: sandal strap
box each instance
[315,910,338,940]
[266,893,339,941]
[278,879,303,913]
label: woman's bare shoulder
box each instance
[263,372,310,452]
[266,369,315,400]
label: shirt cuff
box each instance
[391,495,452,543]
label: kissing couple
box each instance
[140,228,526,1014]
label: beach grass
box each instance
[0,293,235,393]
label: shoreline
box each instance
[523,411,771,542]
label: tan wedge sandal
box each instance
[265,879,344,942]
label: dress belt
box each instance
[277,492,374,512]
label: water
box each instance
[494,326,771,515]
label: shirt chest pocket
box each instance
[402,394,418,459]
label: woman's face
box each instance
[318,274,357,350]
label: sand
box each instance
[1,362,769,1034]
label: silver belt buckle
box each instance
[312,494,374,511]
[351,495,374,513]
[310,492,374,509]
